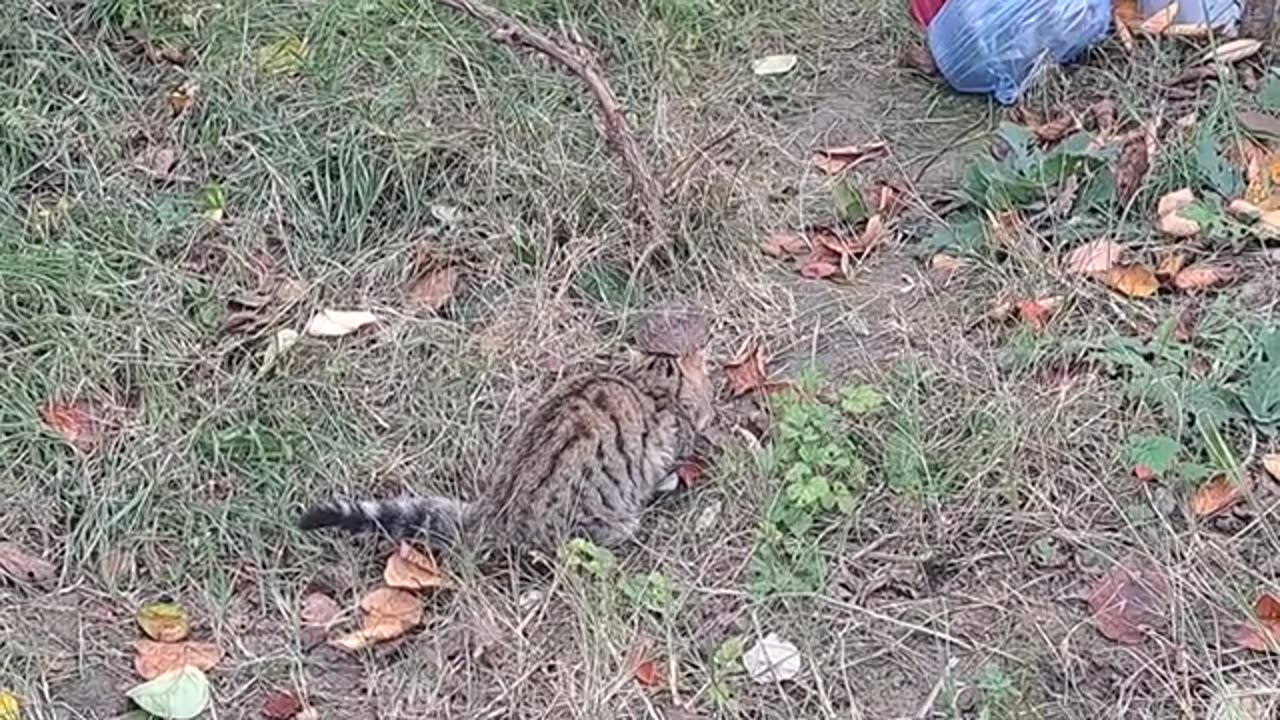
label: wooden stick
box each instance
[435,0,669,256]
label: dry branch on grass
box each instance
[435,0,670,260]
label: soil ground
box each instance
[4,0,1280,718]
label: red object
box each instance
[909,0,946,27]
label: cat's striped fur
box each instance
[299,347,714,550]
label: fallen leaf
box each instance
[1157,187,1197,217]
[1260,210,1280,233]
[331,586,423,651]
[0,692,17,720]
[407,267,458,313]
[810,142,889,175]
[1191,475,1246,516]
[1115,131,1150,205]
[1139,1,1177,33]
[858,214,888,252]
[1229,199,1264,219]
[137,602,189,643]
[1155,252,1188,280]
[724,337,769,397]
[384,542,447,591]
[1239,111,1280,143]
[898,45,937,74]
[1263,454,1280,481]
[303,309,379,337]
[1088,561,1169,644]
[1099,265,1159,298]
[300,592,341,628]
[1014,297,1062,331]
[133,640,223,680]
[633,659,661,687]
[1171,264,1237,292]
[761,232,807,258]
[1031,113,1080,143]
[751,54,797,76]
[742,633,802,684]
[261,690,303,720]
[1158,213,1201,237]
[1236,594,1280,652]
[1203,38,1262,64]
[126,666,210,720]
[38,400,102,452]
[0,543,55,584]
[167,81,197,115]
[1065,238,1123,274]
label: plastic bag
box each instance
[926,0,1111,104]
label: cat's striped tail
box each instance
[298,495,476,547]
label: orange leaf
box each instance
[1171,264,1237,293]
[1257,593,1280,622]
[38,400,103,452]
[1190,475,1245,516]
[1155,252,1187,280]
[760,232,807,258]
[136,602,189,643]
[332,586,423,651]
[1236,593,1280,653]
[1014,297,1061,331]
[384,542,448,591]
[724,337,770,397]
[810,142,889,175]
[407,267,458,313]
[1065,238,1123,275]
[133,640,223,680]
[1098,265,1159,298]
[633,659,661,687]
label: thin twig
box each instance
[435,0,669,256]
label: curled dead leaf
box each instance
[406,267,458,314]
[1031,113,1080,144]
[1155,252,1187,280]
[0,542,56,584]
[1099,265,1159,298]
[1171,264,1237,293]
[331,586,423,652]
[1157,187,1197,217]
[760,231,808,258]
[1236,594,1280,652]
[724,337,770,397]
[1158,213,1201,237]
[133,640,223,680]
[1014,297,1062,331]
[1088,561,1169,644]
[1191,475,1246,516]
[300,592,341,628]
[1115,130,1151,205]
[384,542,448,591]
[810,142,889,175]
[633,659,661,687]
[1203,38,1262,65]
[304,309,379,338]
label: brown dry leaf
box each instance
[927,253,964,284]
[1115,130,1151,205]
[406,267,458,314]
[1139,1,1178,33]
[760,231,808,258]
[1236,594,1280,652]
[865,182,905,218]
[1088,561,1170,644]
[1031,114,1080,144]
[384,542,448,591]
[798,241,843,279]
[1157,187,1197,217]
[1155,187,1201,237]
[1260,210,1280,234]
[168,81,198,114]
[810,142,889,175]
[724,337,769,397]
[1090,99,1118,135]
[133,640,223,680]
[634,659,661,688]
[1155,252,1188,280]
[1014,297,1061,331]
[1190,475,1246,516]
[1099,265,1159,298]
[331,587,424,652]
[38,400,103,452]
[137,602,190,642]
[300,592,341,628]
[1065,238,1123,275]
[1171,264,1237,293]
[1263,454,1280,482]
[1203,38,1263,64]
[0,542,56,584]
[858,214,887,252]
[261,690,303,720]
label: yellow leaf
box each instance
[1099,265,1159,298]
[0,691,19,720]
[137,602,189,642]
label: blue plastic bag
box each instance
[927,0,1112,104]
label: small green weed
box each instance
[560,538,681,617]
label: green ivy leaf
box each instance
[1125,434,1181,475]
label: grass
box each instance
[5,0,1280,717]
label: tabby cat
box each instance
[299,342,713,551]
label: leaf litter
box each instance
[384,541,449,591]
[126,666,210,720]
[1236,593,1280,652]
[133,640,223,680]
[810,141,889,175]
[331,586,423,651]
[1190,475,1248,516]
[1088,560,1169,644]
[137,602,189,643]
[0,543,55,584]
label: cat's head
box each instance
[638,348,714,431]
